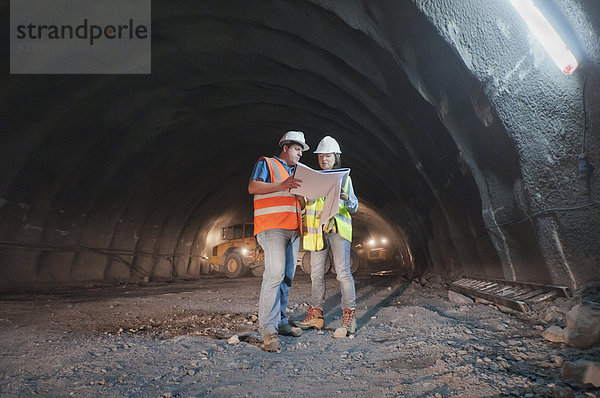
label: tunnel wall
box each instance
[310,0,506,279]
[404,0,600,288]
[1,0,598,289]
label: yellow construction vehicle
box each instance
[209,223,264,278]
[209,222,362,278]
[209,222,308,278]
[353,236,393,266]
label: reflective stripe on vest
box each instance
[303,175,353,250]
[253,157,302,236]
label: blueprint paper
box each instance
[290,162,350,227]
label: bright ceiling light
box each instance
[368,239,376,247]
[509,0,578,75]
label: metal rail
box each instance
[450,277,573,313]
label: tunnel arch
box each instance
[1,0,599,290]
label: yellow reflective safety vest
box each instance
[303,176,352,250]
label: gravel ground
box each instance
[1,272,599,397]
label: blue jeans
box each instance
[256,228,300,335]
[310,232,356,310]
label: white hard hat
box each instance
[279,131,309,151]
[313,136,341,154]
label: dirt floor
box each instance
[1,270,599,397]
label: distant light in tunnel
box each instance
[241,248,248,255]
[381,238,388,244]
[509,0,578,75]
[368,239,376,247]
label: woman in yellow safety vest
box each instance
[295,136,358,336]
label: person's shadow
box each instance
[321,274,411,330]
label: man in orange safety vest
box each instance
[248,131,309,353]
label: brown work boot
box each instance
[341,308,357,334]
[262,333,281,353]
[294,305,324,330]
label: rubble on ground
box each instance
[1,274,599,397]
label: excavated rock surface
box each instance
[1,274,599,397]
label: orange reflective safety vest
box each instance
[253,157,302,236]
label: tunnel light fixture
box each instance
[368,239,376,247]
[509,0,578,75]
